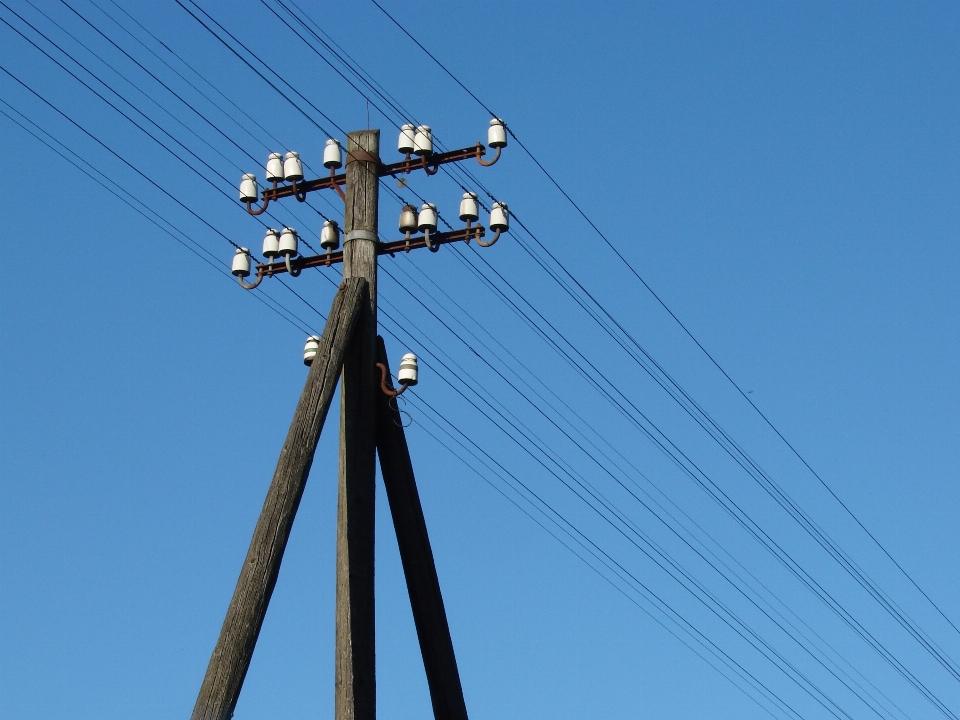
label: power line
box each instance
[289,5,960,684]
[11,2,948,716]
[365,0,960,646]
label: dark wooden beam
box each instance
[190,276,368,720]
[375,337,470,720]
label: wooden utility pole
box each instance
[192,119,506,719]
[375,338,470,720]
[190,277,368,720]
[336,129,381,720]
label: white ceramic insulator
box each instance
[262,228,280,258]
[418,203,438,232]
[488,118,507,148]
[320,220,340,251]
[414,125,433,155]
[398,352,418,386]
[323,139,343,169]
[266,152,284,182]
[459,192,479,222]
[284,151,304,181]
[279,227,298,256]
[239,173,258,202]
[490,201,509,231]
[303,335,320,366]
[232,248,251,277]
[398,124,416,153]
[399,205,418,232]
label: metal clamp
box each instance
[345,229,379,243]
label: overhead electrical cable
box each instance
[1,104,314,336]
[16,2,952,716]
[308,265,895,719]
[259,14,960,679]
[365,0,960,645]
[8,85,816,720]
[376,264,909,719]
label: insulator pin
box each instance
[398,352,418,386]
[418,203,438,232]
[239,173,258,202]
[279,227,298,256]
[414,125,433,155]
[303,335,320,366]
[283,151,304,182]
[262,228,280,259]
[265,153,284,183]
[323,139,343,169]
[398,124,416,154]
[320,220,340,251]
[232,248,252,277]
[488,118,507,148]
[459,192,479,222]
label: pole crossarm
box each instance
[190,276,368,720]
[375,337,470,720]
[261,144,489,202]
[250,227,485,278]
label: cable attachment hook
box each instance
[376,352,418,397]
[459,192,479,243]
[477,201,508,248]
[278,228,302,276]
[418,203,439,252]
[240,174,274,216]
[477,119,507,167]
[231,248,263,289]
[291,178,308,203]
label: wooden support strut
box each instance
[190,276,368,720]
[375,337,470,720]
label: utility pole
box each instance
[336,129,380,720]
[207,119,510,720]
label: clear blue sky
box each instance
[1,1,958,718]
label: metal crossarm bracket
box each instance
[249,226,485,278]
[260,144,488,203]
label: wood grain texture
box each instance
[336,129,380,720]
[375,337,470,720]
[190,277,368,720]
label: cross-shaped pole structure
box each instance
[191,122,508,720]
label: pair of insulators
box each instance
[399,194,509,232]
[262,228,299,259]
[303,337,419,388]
[398,124,433,156]
[465,194,509,232]
[270,152,303,183]
[399,203,437,234]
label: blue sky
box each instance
[1,1,958,718]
